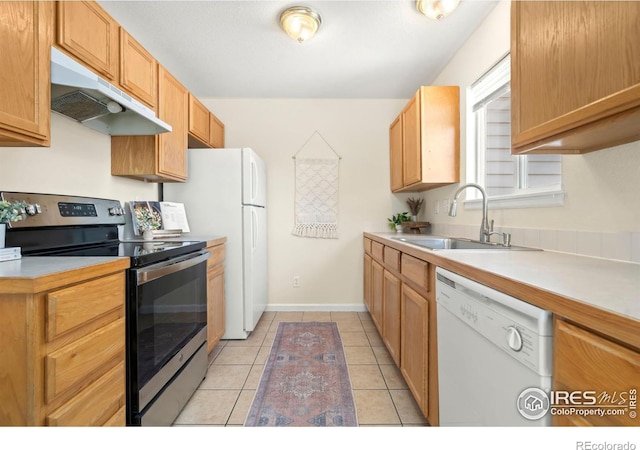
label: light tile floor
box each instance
[173,311,428,427]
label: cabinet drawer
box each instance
[46,317,124,403]
[47,361,125,426]
[383,247,401,272]
[363,237,372,254]
[46,273,124,341]
[371,241,384,262]
[207,244,225,268]
[401,254,429,292]
[553,319,640,426]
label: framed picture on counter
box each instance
[130,201,163,236]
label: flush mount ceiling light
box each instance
[416,0,461,20]
[279,6,322,43]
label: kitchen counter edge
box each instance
[0,257,131,294]
[364,232,640,350]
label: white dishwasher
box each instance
[435,267,553,426]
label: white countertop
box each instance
[436,249,640,320]
[366,232,640,322]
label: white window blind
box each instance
[468,54,563,206]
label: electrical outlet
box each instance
[293,276,300,288]
[443,199,450,214]
[434,200,440,215]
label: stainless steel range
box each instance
[1,192,209,426]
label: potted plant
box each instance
[388,212,411,232]
[0,200,27,248]
[406,197,424,221]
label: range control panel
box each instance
[1,192,126,228]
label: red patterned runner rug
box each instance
[244,322,358,426]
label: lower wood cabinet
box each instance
[363,237,433,422]
[552,318,640,426]
[363,253,372,312]
[370,259,384,331]
[382,270,401,366]
[0,263,128,426]
[206,242,226,352]
[400,283,429,414]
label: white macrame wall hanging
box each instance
[292,131,341,239]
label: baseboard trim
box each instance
[265,303,368,313]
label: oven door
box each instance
[128,250,209,418]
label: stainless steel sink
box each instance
[391,236,540,251]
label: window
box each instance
[466,54,563,209]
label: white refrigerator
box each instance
[164,148,267,339]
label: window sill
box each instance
[463,188,565,210]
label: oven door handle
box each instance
[136,251,210,285]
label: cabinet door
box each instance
[420,86,460,184]
[119,29,157,110]
[209,112,225,149]
[188,94,211,148]
[207,265,225,352]
[400,283,428,414]
[389,114,404,192]
[56,1,119,81]
[363,254,372,312]
[206,244,226,352]
[383,270,401,366]
[0,1,52,146]
[511,1,640,154]
[157,66,188,180]
[553,318,640,426]
[402,93,422,187]
[371,260,384,332]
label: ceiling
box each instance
[98,0,499,99]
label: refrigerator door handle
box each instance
[252,208,258,253]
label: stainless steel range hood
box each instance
[50,47,171,136]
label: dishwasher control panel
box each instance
[436,267,553,377]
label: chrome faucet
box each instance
[448,183,491,242]
[448,183,511,246]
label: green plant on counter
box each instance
[387,212,411,229]
[0,200,27,224]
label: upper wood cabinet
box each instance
[0,1,52,147]
[511,1,640,154]
[389,115,403,192]
[188,94,226,149]
[119,29,157,110]
[56,1,119,82]
[111,65,189,182]
[390,86,460,192]
[209,112,225,149]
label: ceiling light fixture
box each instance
[279,6,322,43]
[416,0,461,20]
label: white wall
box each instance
[1,114,158,203]
[422,1,640,261]
[202,98,407,309]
